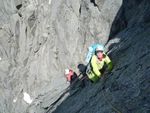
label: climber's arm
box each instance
[104,55,113,71]
[91,55,101,77]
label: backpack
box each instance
[86,62,92,75]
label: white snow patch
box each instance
[49,0,51,4]
[23,92,33,104]
[13,98,17,103]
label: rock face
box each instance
[0,0,150,113]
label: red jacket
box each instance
[66,70,74,81]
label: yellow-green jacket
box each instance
[87,53,113,82]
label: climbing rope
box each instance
[45,73,85,113]
[102,91,122,113]
[45,71,122,113]
[101,72,122,113]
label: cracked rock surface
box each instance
[0,0,150,113]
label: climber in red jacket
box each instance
[64,68,77,84]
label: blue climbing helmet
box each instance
[85,43,104,63]
[95,44,104,52]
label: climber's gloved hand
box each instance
[107,62,113,71]
[104,62,113,75]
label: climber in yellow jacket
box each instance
[87,45,113,83]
